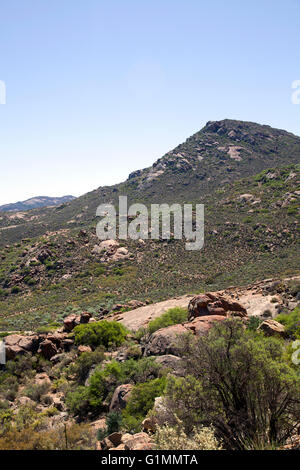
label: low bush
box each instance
[73,320,128,349]
[122,377,167,433]
[97,411,122,441]
[154,421,222,450]
[162,319,300,450]
[276,306,300,339]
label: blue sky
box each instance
[0,0,300,205]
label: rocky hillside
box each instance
[0,278,299,450]
[0,195,75,213]
[0,120,299,331]
[0,119,299,451]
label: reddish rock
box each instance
[107,432,123,447]
[258,319,285,337]
[188,293,247,320]
[5,334,38,359]
[63,314,79,332]
[80,312,92,324]
[185,315,227,335]
[38,339,58,359]
[143,324,188,356]
[124,432,153,450]
[78,345,92,355]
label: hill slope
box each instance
[0,119,299,330]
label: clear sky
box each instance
[0,0,300,205]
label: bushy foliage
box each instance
[66,357,162,418]
[73,320,128,349]
[67,348,105,385]
[154,421,222,450]
[162,319,300,450]
[0,403,96,450]
[97,411,122,441]
[276,306,300,339]
[147,307,188,334]
[24,382,50,402]
[122,377,166,433]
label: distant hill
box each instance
[0,195,76,212]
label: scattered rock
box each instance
[188,293,247,320]
[38,339,58,360]
[109,384,133,412]
[78,345,92,355]
[123,432,153,450]
[257,319,285,337]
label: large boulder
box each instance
[63,311,92,332]
[154,354,184,376]
[63,314,79,332]
[188,293,247,320]
[185,315,227,335]
[38,339,58,360]
[5,334,39,360]
[109,384,133,412]
[257,319,285,337]
[123,432,153,450]
[143,315,229,356]
[143,324,188,356]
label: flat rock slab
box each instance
[107,295,193,331]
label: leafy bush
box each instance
[145,307,188,336]
[276,306,300,339]
[154,422,222,450]
[65,386,90,418]
[66,357,162,418]
[247,315,263,331]
[67,348,105,385]
[73,320,128,349]
[97,412,122,441]
[24,382,50,402]
[122,377,166,433]
[162,319,300,450]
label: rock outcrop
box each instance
[109,384,133,412]
[257,319,285,337]
[188,293,247,320]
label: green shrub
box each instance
[247,316,263,331]
[65,386,91,418]
[276,306,300,339]
[122,377,166,432]
[162,319,300,450]
[73,320,128,349]
[67,348,105,385]
[24,382,50,402]
[147,307,188,335]
[97,412,122,441]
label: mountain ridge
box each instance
[0,195,76,213]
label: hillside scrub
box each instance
[276,306,300,339]
[73,320,128,349]
[154,421,222,450]
[122,377,167,433]
[160,319,300,450]
[66,357,163,419]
